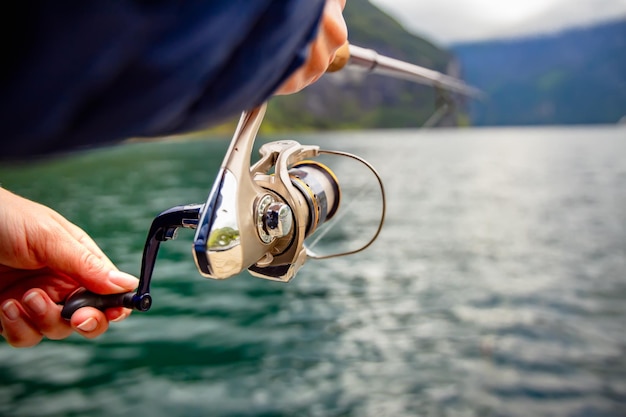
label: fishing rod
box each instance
[329,43,483,99]
[61,43,481,318]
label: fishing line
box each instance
[306,149,386,260]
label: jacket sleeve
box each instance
[1,0,325,160]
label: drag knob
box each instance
[265,202,293,239]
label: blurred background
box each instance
[1,1,625,416]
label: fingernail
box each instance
[24,292,47,315]
[2,300,20,321]
[108,270,139,290]
[76,317,98,332]
[110,311,128,323]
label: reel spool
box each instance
[288,161,341,238]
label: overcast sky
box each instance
[369,0,626,44]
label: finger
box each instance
[56,215,117,271]
[277,39,336,94]
[275,0,347,95]
[69,306,110,339]
[106,307,131,323]
[321,0,348,55]
[326,42,350,72]
[22,289,73,340]
[56,222,140,302]
[0,269,79,305]
[11,189,117,273]
[43,231,138,295]
[1,299,43,348]
[312,0,348,78]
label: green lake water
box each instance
[1,125,625,416]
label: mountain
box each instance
[452,19,626,126]
[261,0,465,131]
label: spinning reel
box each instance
[61,102,386,318]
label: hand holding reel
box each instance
[61,102,386,318]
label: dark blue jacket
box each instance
[1,0,325,160]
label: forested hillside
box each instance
[265,0,464,130]
[262,0,465,132]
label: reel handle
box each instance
[60,204,202,321]
[61,289,140,320]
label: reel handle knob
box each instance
[60,288,149,320]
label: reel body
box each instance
[193,104,347,282]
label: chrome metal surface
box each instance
[256,194,274,244]
[193,105,268,280]
[265,202,293,239]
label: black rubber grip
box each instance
[61,288,136,320]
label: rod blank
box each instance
[331,44,483,99]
